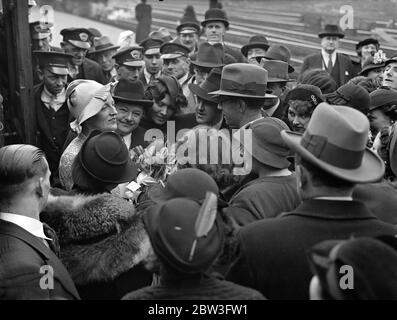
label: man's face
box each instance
[287,104,311,133]
[163,57,189,80]
[195,97,221,125]
[383,62,397,90]
[93,49,117,72]
[204,22,226,44]
[116,103,144,136]
[40,69,68,95]
[266,82,285,98]
[32,35,52,51]
[194,66,211,86]
[218,99,241,129]
[86,98,118,131]
[247,48,267,61]
[150,94,174,125]
[321,36,339,54]
[368,109,392,133]
[144,52,163,75]
[361,44,377,60]
[62,42,88,66]
[179,32,198,51]
[117,65,143,82]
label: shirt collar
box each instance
[178,73,190,86]
[144,68,161,84]
[0,212,52,241]
[322,49,337,62]
[122,132,132,149]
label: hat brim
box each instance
[201,19,229,28]
[209,90,277,100]
[113,95,153,107]
[189,83,218,103]
[263,56,295,73]
[88,45,120,56]
[318,33,345,39]
[162,53,185,60]
[358,64,384,76]
[267,77,294,83]
[281,130,384,183]
[48,66,69,76]
[241,43,270,57]
[67,40,91,50]
[122,60,145,68]
[246,144,290,169]
[144,48,161,55]
[190,60,224,68]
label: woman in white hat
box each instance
[59,80,117,191]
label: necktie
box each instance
[327,54,333,73]
[149,74,155,84]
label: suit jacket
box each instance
[128,126,150,150]
[69,58,106,84]
[0,220,80,300]
[300,52,355,87]
[226,199,397,300]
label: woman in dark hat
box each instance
[41,131,153,300]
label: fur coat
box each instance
[41,193,154,299]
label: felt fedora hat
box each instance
[281,103,385,183]
[189,68,222,103]
[144,197,224,274]
[369,88,397,112]
[241,35,269,57]
[88,36,120,56]
[244,117,291,169]
[359,55,385,76]
[262,60,293,83]
[209,63,276,99]
[263,44,295,73]
[78,130,138,184]
[318,24,345,39]
[190,42,224,68]
[324,83,370,114]
[113,79,153,107]
[201,8,229,28]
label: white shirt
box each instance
[321,49,337,70]
[122,133,132,149]
[0,212,52,241]
[144,68,161,85]
[41,86,66,112]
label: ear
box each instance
[37,68,45,82]
[36,177,45,198]
[238,100,246,113]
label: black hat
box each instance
[318,24,345,39]
[190,42,224,68]
[369,88,397,111]
[33,51,73,75]
[113,79,153,107]
[189,68,222,103]
[88,36,119,56]
[263,44,295,73]
[241,35,269,57]
[384,54,397,68]
[160,42,190,60]
[112,46,145,67]
[139,38,163,55]
[177,7,200,34]
[201,8,229,28]
[359,54,386,76]
[325,83,370,114]
[356,38,380,51]
[285,84,324,108]
[78,130,138,184]
[30,21,53,40]
[60,28,92,50]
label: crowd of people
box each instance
[1,1,397,300]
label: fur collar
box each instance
[41,193,152,285]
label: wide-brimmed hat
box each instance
[189,68,222,104]
[243,117,291,168]
[113,79,153,107]
[318,24,345,39]
[144,197,224,274]
[201,8,229,28]
[263,44,295,73]
[356,38,380,51]
[112,46,145,67]
[241,35,269,57]
[284,84,324,108]
[369,88,397,111]
[307,236,397,300]
[88,36,120,56]
[281,103,385,183]
[66,80,113,131]
[324,83,370,114]
[209,63,276,99]
[262,60,292,83]
[384,55,397,68]
[60,28,92,50]
[78,130,137,184]
[359,55,385,76]
[30,21,53,40]
[33,51,73,76]
[190,42,224,68]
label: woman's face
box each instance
[150,93,174,125]
[368,109,392,133]
[86,99,118,132]
[287,104,311,133]
[366,68,384,80]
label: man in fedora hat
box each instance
[226,117,301,226]
[227,103,397,300]
[122,197,265,300]
[301,24,355,87]
[113,79,152,151]
[201,8,244,63]
[60,28,105,84]
[149,27,173,44]
[351,38,380,76]
[160,42,194,113]
[112,46,146,83]
[33,51,74,184]
[139,38,164,88]
[88,36,120,83]
[382,55,397,90]
[262,44,295,74]
[241,35,269,65]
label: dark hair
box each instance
[297,156,355,189]
[378,103,397,122]
[145,80,187,113]
[287,99,316,118]
[0,145,48,202]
